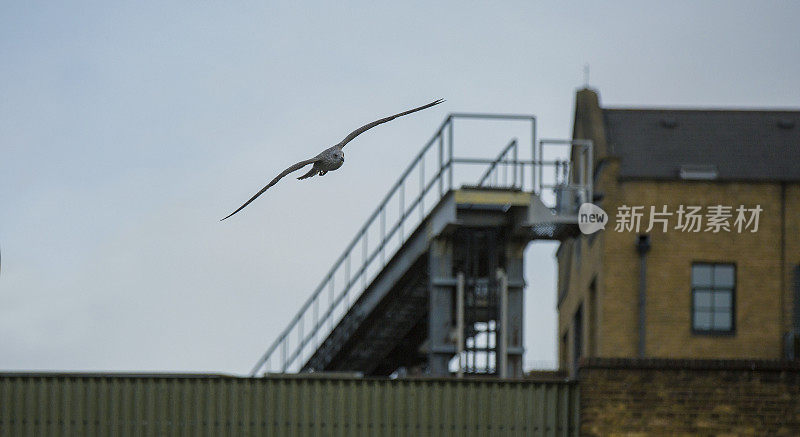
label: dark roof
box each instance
[603,108,800,181]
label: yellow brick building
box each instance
[558,89,800,373]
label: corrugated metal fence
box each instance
[0,373,578,436]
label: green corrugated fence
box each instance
[0,373,578,436]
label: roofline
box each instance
[617,176,800,183]
[603,106,800,113]
[0,371,240,378]
[0,371,575,384]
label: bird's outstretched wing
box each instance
[337,99,444,149]
[221,157,320,221]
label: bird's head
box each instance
[333,149,344,162]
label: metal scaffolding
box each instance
[250,114,592,377]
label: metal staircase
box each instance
[250,113,592,377]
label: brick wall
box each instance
[579,358,800,436]
[560,86,800,371]
[602,180,790,359]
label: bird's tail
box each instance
[297,166,317,180]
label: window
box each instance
[691,263,735,334]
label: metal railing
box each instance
[250,113,589,376]
[476,139,519,188]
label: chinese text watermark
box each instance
[613,204,762,233]
[578,203,762,235]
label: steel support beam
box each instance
[502,239,526,377]
[428,237,455,376]
[456,272,465,378]
[498,268,508,378]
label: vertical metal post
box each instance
[399,184,405,241]
[537,140,543,194]
[497,268,508,378]
[532,117,537,192]
[362,233,368,291]
[328,277,334,332]
[380,207,386,266]
[313,295,319,347]
[298,315,304,366]
[281,339,287,373]
[345,254,351,288]
[344,255,350,317]
[502,154,507,186]
[419,155,425,219]
[447,117,454,190]
[530,117,536,164]
[438,133,444,196]
[428,238,454,376]
[456,272,465,378]
[513,140,518,188]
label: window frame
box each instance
[690,262,736,336]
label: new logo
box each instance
[578,203,608,234]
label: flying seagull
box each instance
[221,98,444,220]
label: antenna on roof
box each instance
[583,64,590,88]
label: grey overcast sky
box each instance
[2,2,799,374]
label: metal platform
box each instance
[250,114,592,377]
